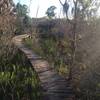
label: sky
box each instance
[13,0,100,18]
[13,0,66,18]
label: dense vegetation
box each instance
[0,0,41,100]
[25,18,100,100]
[25,20,71,77]
[0,50,41,100]
[0,0,100,100]
[0,32,41,100]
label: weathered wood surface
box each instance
[13,34,75,100]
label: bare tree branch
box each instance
[59,0,63,6]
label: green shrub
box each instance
[0,50,41,100]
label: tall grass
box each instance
[0,34,41,100]
[0,34,17,66]
[24,19,100,100]
[25,35,71,78]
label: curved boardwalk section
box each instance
[13,34,75,100]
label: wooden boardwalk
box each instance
[13,34,75,100]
